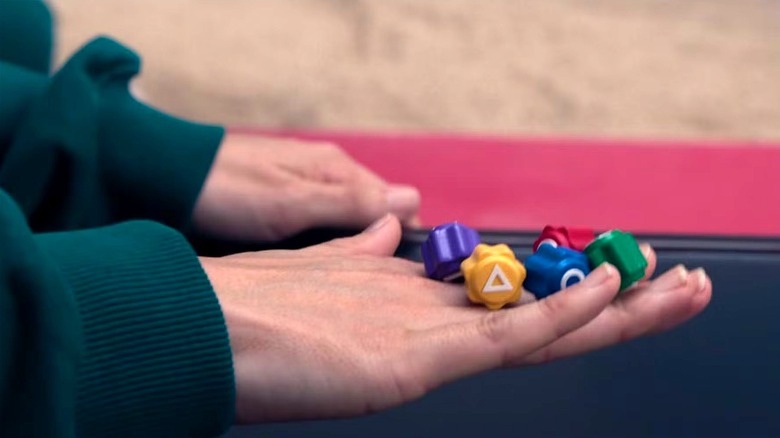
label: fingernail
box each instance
[692,268,707,293]
[655,265,688,290]
[386,185,420,216]
[675,265,689,285]
[584,263,616,287]
[406,215,423,228]
[366,213,392,233]
[640,244,652,260]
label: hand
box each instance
[200,215,712,423]
[192,133,421,242]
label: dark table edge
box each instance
[190,227,780,257]
[400,229,780,254]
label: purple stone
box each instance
[421,222,481,281]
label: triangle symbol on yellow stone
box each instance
[482,264,513,293]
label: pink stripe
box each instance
[234,128,780,236]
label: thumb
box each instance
[312,214,402,257]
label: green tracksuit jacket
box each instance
[1,1,236,437]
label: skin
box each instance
[192,132,421,242]
[200,215,712,423]
[194,134,712,423]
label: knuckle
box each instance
[537,295,570,338]
[538,293,567,318]
[476,312,515,367]
[476,311,509,346]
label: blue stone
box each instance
[524,244,591,299]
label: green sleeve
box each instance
[0,189,236,437]
[0,0,53,74]
[0,36,224,233]
[1,8,236,436]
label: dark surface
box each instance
[223,230,780,438]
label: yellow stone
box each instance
[461,244,526,310]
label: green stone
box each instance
[584,230,648,291]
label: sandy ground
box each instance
[48,0,780,142]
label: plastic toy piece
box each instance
[584,229,647,291]
[421,222,481,281]
[461,244,526,310]
[523,244,591,299]
[533,226,596,252]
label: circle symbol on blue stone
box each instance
[560,268,585,290]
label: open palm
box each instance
[201,215,712,423]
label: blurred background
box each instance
[33,4,780,437]
[48,0,779,142]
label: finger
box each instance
[403,214,423,229]
[305,183,420,229]
[341,157,421,223]
[517,266,712,365]
[385,184,421,222]
[649,264,688,289]
[310,213,402,257]
[412,263,621,387]
[639,243,657,280]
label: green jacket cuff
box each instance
[93,36,225,230]
[36,220,235,438]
